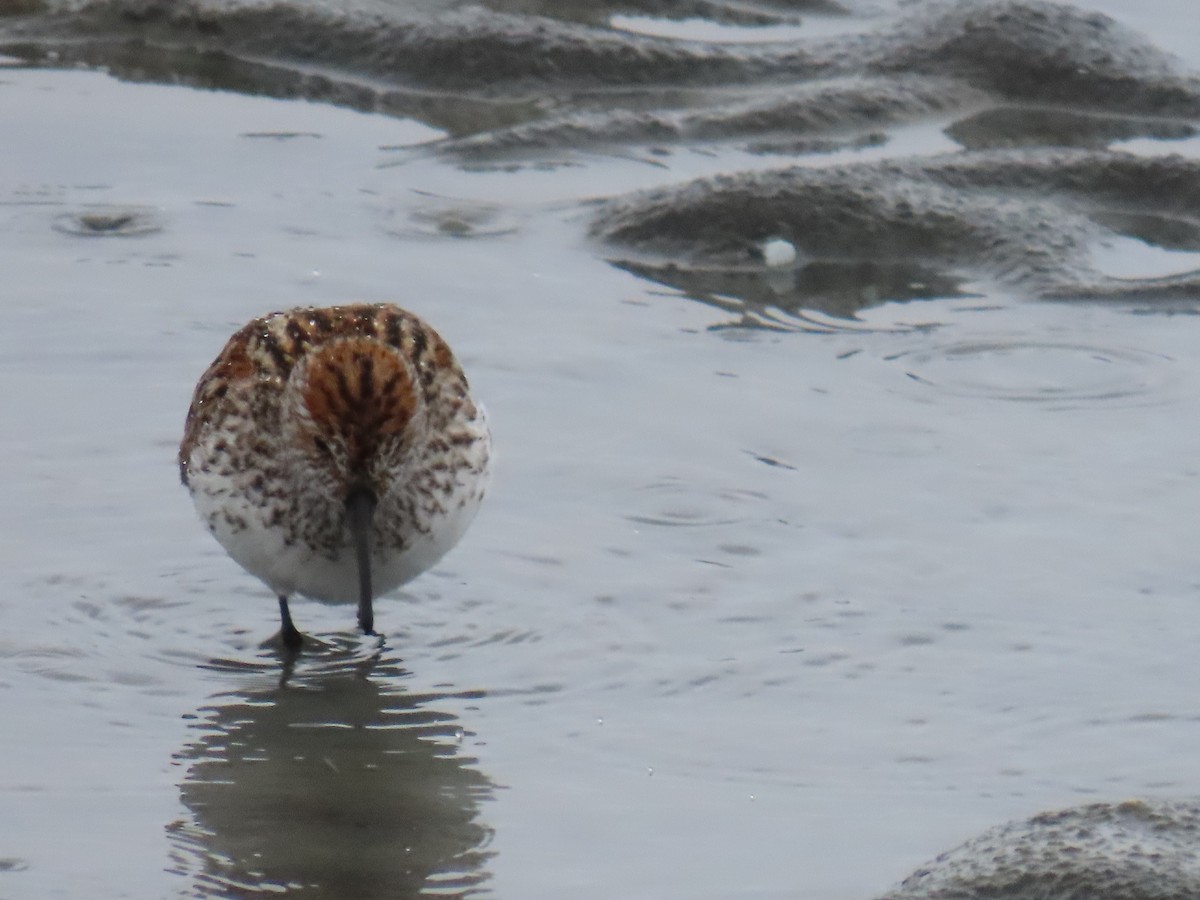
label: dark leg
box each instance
[278,595,304,651]
[345,488,377,636]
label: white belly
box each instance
[188,438,490,603]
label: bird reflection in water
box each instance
[166,639,495,897]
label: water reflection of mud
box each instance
[612,257,963,331]
[168,647,495,897]
[1090,210,1200,256]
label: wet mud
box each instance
[593,150,1200,304]
[3,0,1195,105]
[879,799,1200,899]
[5,0,1196,314]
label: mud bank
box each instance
[593,150,1200,302]
[5,3,1198,300]
[878,799,1200,899]
[10,0,1191,306]
[4,1,1198,118]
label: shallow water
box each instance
[2,1,1200,897]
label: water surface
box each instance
[2,1,1200,897]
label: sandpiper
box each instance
[179,303,491,650]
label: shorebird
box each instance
[179,303,490,650]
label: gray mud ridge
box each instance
[2,0,1197,135]
[877,798,1200,900]
[593,149,1200,305]
[6,0,1193,311]
[435,74,987,160]
[432,0,1200,157]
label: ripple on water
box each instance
[889,339,1177,408]
[379,191,520,240]
[194,631,399,682]
[625,477,768,528]
[52,205,165,237]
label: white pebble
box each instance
[761,238,796,267]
